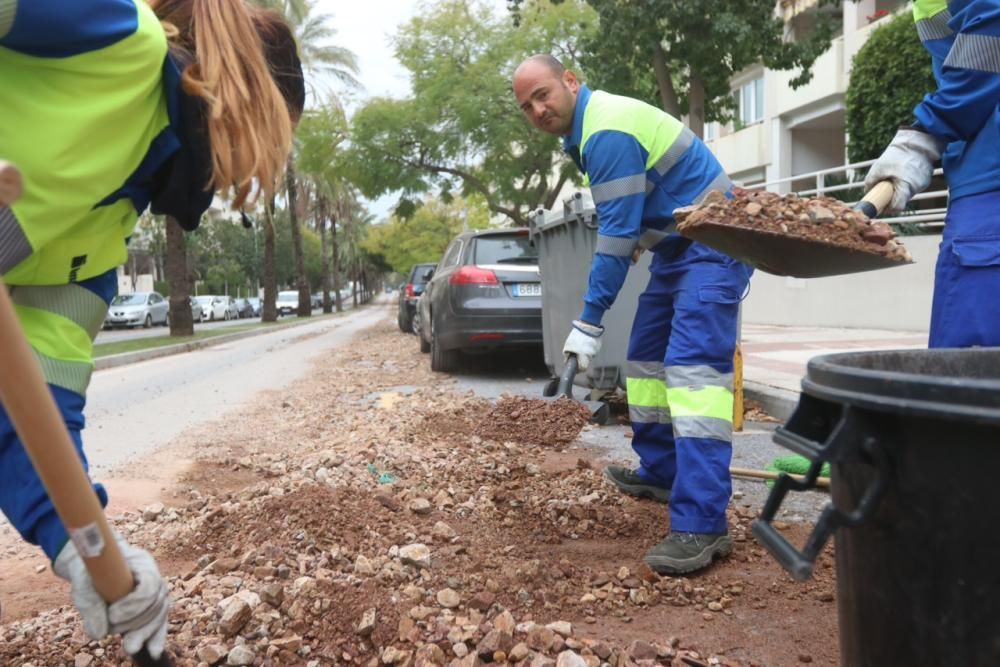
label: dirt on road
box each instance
[0,315,839,666]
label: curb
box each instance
[94,326,278,371]
[93,306,369,371]
[743,379,799,422]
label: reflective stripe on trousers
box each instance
[10,284,107,395]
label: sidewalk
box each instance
[741,323,928,420]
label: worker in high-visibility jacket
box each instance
[513,55,752,575]
[865,0,1000,347]
[0,0,303,657]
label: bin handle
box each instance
[752,433,889,581]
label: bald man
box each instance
[514,55,752,575]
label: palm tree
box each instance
[254,0,360,318]
[296,102,350,313]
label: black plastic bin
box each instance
[752,348,1000,667]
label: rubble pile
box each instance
[0,321,839,666]
[675,190,913,263]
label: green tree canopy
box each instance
[512,0,841,137]
[345,0,597,226]
[362,197,490,275]
[846,12,936,163]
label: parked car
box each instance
[417,228,542,372]
[165,296,204,326]
[221,295,240,320]
[311,293,323,310]
[398,262,437,333]
[104,291,169,329]
[193,295,229,321]
[246,297,262,317]
[276,290,299,316]
[235,297,256,319]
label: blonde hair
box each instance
[149,0,300,208]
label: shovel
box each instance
[545,353,610,425]
[678,181,907,278]
[0,161,172,667]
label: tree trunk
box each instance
[687,72,706,139]
[331,205,342,313]
[318,196,333,314]
[261,199,278,322]
[165,216,194,336]
[652,42,681,118]
[286,157,311,317]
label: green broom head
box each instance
[765,455,831,488]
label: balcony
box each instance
[706,120,769,176]
[774,34,846,117]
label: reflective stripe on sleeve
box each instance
[694,172,734,204]
[944,32,1000,73]
[916,8,953,42]
[0,207,32,276]
[652,127,695,175]
[596,234,639,257]
[590,174,647,203]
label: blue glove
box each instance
[563,319,604,371]
[864,128,944,214]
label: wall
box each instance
[742,234,938,332]
[790,127,845,177]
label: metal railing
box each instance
[739,159,947,232]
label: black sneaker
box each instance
[604,465,671,503]
[643,531,733,575]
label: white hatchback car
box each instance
[193,295,230,321]
[105,291,169,329]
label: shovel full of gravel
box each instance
[674,181,914,278]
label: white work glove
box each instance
[864,128,945,214]
[54,533,170,658]
[563,319,604,371]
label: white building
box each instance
[705,0,909,190]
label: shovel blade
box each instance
[680,221,912,278]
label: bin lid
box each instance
[804,348,1000,424]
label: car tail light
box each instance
[405,283,416,298]
[470,333,505,342]
[449,266,499,285]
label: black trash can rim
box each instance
[803,348,1000,424]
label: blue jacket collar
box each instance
[562,84,591,155]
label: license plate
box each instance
[513,283,541,297]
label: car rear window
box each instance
[410,265,436,284]
[473,235,536,265]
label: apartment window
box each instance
[734,78,764,129]
[705,121,718,141]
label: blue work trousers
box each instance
[626,245,750,535]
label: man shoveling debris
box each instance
[513,55,753,575]
[0,0,304,660]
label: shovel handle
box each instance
[853,181,894,219]
[557,354,579,398]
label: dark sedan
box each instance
[417,228,542,372]
[397,262,437,333]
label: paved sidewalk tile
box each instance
[742,323,927,394]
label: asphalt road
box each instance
[84,305,383,474]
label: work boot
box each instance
[643,531,733,575]
[604,465,671,503]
